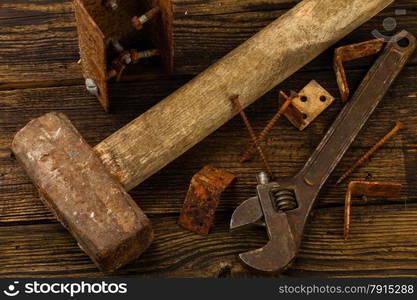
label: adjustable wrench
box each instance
[230,32,416,272]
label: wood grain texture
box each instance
[1,66,416,220]
[96,0,393,191]
[0,0,81,86]
[3,204,417,278]
[73,0,109,110]
[1,0,416,89]
[171,0,417,73]
[1,0,417,278]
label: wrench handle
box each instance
[300,32,416,187]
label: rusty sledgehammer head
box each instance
[12,112,153,273]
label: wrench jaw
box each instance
[231,174,299,272]
[230,196,263,231]
[238,211,297,273]
[230,173,297,231]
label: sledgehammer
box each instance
[12,0,393,272]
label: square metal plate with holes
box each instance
[283,80,335,130]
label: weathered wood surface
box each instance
[3,204,417,277]
[0,0,80,87]
[1,0,417,277]
[171,0,417,73]
[96,0,393,191]
[1,0,416,88]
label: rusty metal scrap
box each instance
[337,121,402,184]
[240,91,293,163]
[344,181,402,240]
[282,80,335,130]
[334,38,384,102]
[179,165,235,235]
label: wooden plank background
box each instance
[0,0,417,277]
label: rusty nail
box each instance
[132,7,161,31]
[240,91,293,163]
[344,181,402,240]
[336,121,402,185]
[230,95,274,178]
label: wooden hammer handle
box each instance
[94,0,393,191]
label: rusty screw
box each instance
[240,91,294,163]
[107,49,161,81]
[336,121,402,184]
[230,95,274,178]
[85,78,99,96]
[130,49,161,63]
[109,40,132,65]
[110,39,124,53]
[132,7,161,31]
[106,0,118,10]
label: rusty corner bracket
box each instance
[334,38,384,102]
[73,0,173,111]
[282,80,335,131]
[344,181,402,240]
[178,165,235,235]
